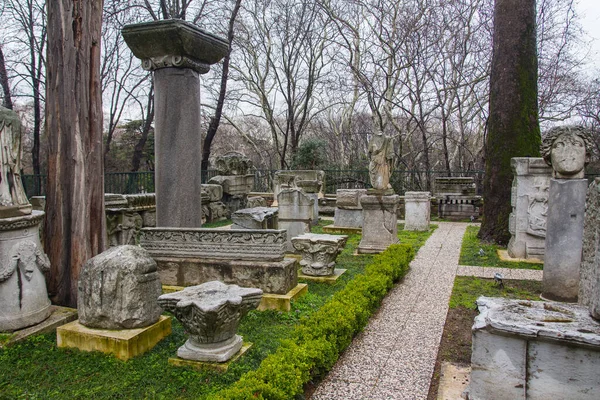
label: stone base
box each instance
[0,306,77,348]
[467,297,600,400]
[334,208,363,228]
[298,269,346,284]
[258,283,308,312]
[367,188,394,196]
[497,249,543,264]
[168,342,253,372]
[178,334,242,363]
[155,257,298,295]
[358,194,400,254]
[322,225,362,234]
[56,316,171,361]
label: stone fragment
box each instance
[158,281,262,362]
[334,189,367,228]
[403,191,430,231]
[78,245,163,329]
[231,207,278,230]
[246,196,267,208]
[291,233,348,276]
[201,184,223,202]
[272,170,325,206]
[297,180,320,225]
[277,188,314,251]
[358,194,400,254]
[214,151,253,176]
[581,178,600,318]
[434,177,481,220]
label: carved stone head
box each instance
[541,126,593,179]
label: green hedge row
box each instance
[209,244,415,400]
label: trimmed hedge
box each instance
[209,244,415,400]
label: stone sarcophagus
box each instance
[140,228,297,294]
[507,158,552,261]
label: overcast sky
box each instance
[576,0,600,68]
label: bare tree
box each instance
[0,45,12,109]
[45,0,106,307]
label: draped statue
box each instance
[368,131,394,191]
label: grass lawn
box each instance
[459,226,543,270]
[0,219,434,399]
[427,276,543,399]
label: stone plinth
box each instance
[507,158,552,261]
[78,246,163,330]
[57,315,171,361]
[297,180,321,225]
[168,342,252,372]
[358,194,400,254]
[158,281,262,362]
[467,297,600,400]
[231,207,278,230]
[543,178,587,302]
[580,178,600,317]
[272,170,325,206]
[291,233,348,276]
[122,20,227,228]
[277,188,314,251]
[140,228,287,262]
[403,191,430,231]
[0,211,51,332]
[334,189,367,228]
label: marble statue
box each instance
[541,125,593,179]
[368,131,394,190]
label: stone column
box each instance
[358,194,400,254]
[122,20,228,228]
[404,191,430,231]
[507,158,551,261]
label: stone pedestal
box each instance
[403,191,430,231]
[272,170,324,206]
[277,188,314,251]
[291,233,348,276]
[358,194,400,254]
[467,297,600,400]
[580,178,600,318]
[231,207,278,230]
[542,178,587,302]
[0,212,51,332]
[297,180,320,225]
[334,189,367,228]
[122,20,228,228]
[507,158,552,261]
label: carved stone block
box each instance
[580,178,600,316]
[358,194,400,254]
[246,196,267,208]
[336,189,368,210]
[231,207,278,230]
[272,170,325,206]
[404,191,430,231]
[291,233,348,276]
[201,184,223,202]
[277,188,314,250]
[78,245,163,329]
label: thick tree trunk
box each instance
[479,0,540,245]
[0,46,12,110]
[45,0,106,307]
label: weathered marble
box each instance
[543,178,587,302]
[297,180,320,225]
[291,233,348,276]
[334,189,367,228]
[158,281,262,362]
[541,125,593,179]
[434,176,481,220]
[0,211,51,332]
[105,193,157,247]
[403,191,430,231]
[358,194,400,254]
[368,131,394,190]
[277,188,314,251]
[272,170,325,206]
[467,297,600,400]
[140,228,287,261]
[122,20,227,228]
[215,151,253,176]
[78,245,163,329]
[507,158,552,261]
[246,195,267,208]
[581,178,600,318]
[201,184,223,202]
[231,207,278,230]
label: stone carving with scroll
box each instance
[368,131,394,191]
[292,233,348,276]
[541,126,594,302]
[0,107,51,332]
[158,281,262,362]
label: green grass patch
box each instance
[0,219,431,399]
[459,226,543,270]
[449,276,543,309]
[202,219,233,228]
[0,333,12,347]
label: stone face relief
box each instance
[157,281,262,362]
[368,131,394,190]
[541,125,593,179]
[526,178,549,238]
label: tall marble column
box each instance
[122,20,228,228]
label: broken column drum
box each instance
[122,20,228,228]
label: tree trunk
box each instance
[200,0,242,181]
[45,0,106,308]
[479,0,540,245]
[0,45,12,110]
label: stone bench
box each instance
[291,233,348,276]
